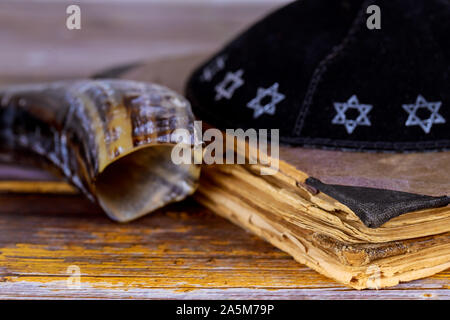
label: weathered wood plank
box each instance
[0,196,448,299]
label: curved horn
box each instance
[0,79,200,222]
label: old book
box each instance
[195,145,450,289]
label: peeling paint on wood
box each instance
[0,196,448,299]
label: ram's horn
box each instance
[0,79,200,222]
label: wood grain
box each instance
[0,0,448,299]
[0,196,448,299]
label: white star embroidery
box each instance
[332,95,373,134]
[200,55,227,82]
[402,95,445,134]
[246,83,285,119]
[214,69,244,101]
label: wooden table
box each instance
[0,0,448,299]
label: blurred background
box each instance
[0,0,290,84]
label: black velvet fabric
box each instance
[306,178,450,228]
[186,0,450,152]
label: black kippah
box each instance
[186,0,450,152]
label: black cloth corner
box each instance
[185,0,450,152]
[305,177,450,228]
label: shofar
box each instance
[0,79,200,222]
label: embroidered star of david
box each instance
[214,69,244,101]
[332,95,373,134]
[246,83,285,119]
[402,95,445,134]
